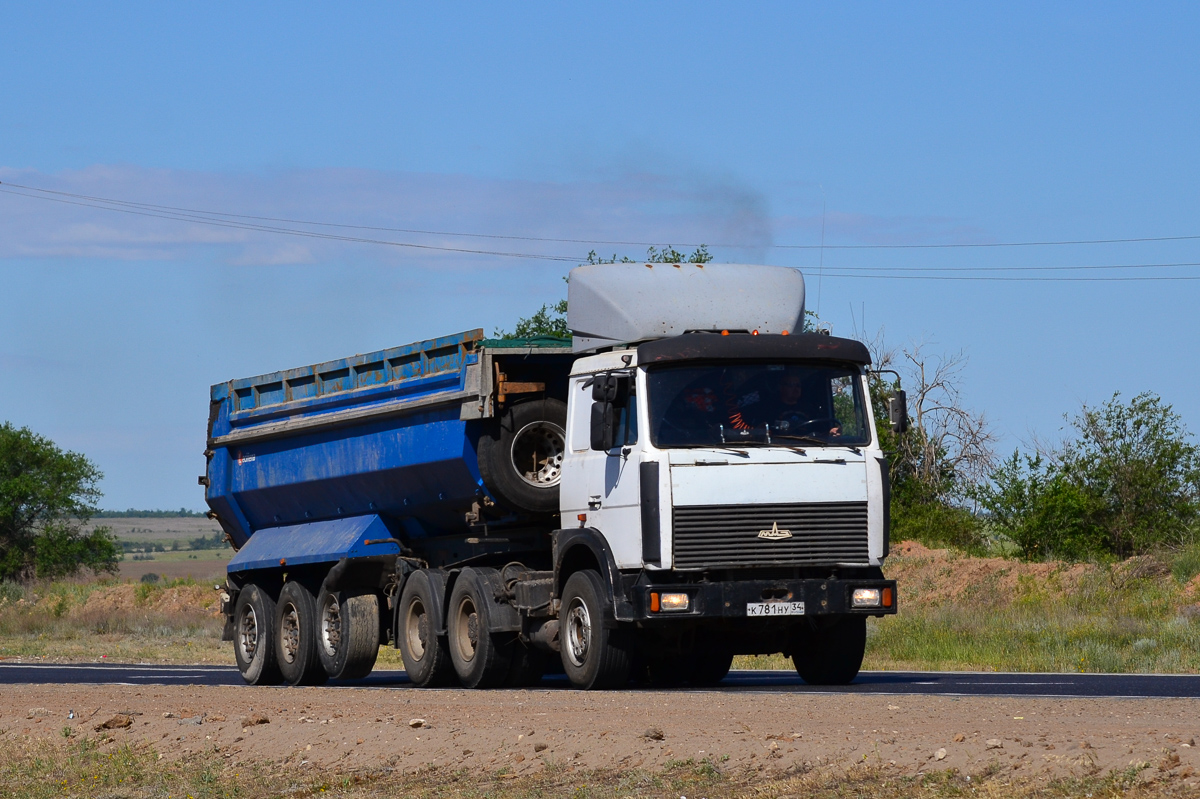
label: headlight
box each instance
[851,588,882,608]
[650,592,690,612]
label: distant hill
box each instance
[94,508,208,518]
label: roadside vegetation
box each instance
[0,576,227,663]
[0,734,1189,799]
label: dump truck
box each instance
[204,263,905,689]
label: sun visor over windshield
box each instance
[637,333,872,366]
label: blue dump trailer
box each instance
[206,263,903,690]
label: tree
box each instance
[866,336,996,551]
[975,392,1200,560]
[0,423,119,581]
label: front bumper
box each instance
[625,577,897,622]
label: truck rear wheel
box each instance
[792,616,866,686]
[559,570,632,689]
[233,584,282,686]
[317,587,380,680]
[397,570,455,687]
[505,643,548,687]
[447,567,513,688]
[477,398,567,514]
[275,581,329,686]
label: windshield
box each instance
[646,362,871,448]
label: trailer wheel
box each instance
[559,570,632,689]
[316,587,380,680]
[792,616,866,686]
[478,398,567,513]
[447,568,513,688]
[233,584,282,686]
[397,570,455,687]
[275,581,329,686]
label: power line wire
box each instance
[3,181,1200,281]
[4,180,1200,251]
[816,271,1200,282]
[0,186,580,262]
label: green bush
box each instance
[976,392,1200,561]
[891,499,986,554]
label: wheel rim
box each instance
[320,595,341,658]
[511,421,566,488]
[280,602,301,664]
[564,596,592,668]
[237,604,258,663]
[404,598,428,661]
[452,595,479,663]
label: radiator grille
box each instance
[672,502,869,568]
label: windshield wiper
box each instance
[774,434,833,447]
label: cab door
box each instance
[559,371,645,569]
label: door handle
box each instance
[588,495,602,510]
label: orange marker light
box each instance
[751,330,759,336]
[650,592,661,612]
[882,587,894,608]
[781,330,789,336]
[721,329,730,336]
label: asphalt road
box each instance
[2,663,1199,698]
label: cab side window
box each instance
[612,396,638,448]
[569,377,593,451]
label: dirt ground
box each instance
[116,555,229,582]
[93,517,224,542]
[5,683,1199,791]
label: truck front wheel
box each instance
[447,567,514,688]
[792,616,866,686]
[233,584,282,686]
[559,570,632,689]
[317,587,380,680]
[275,581,329,686]
[397,571,455,687]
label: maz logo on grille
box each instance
[757,522,793,540]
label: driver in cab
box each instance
[741,370,841,438]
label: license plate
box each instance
[746,601,806,617]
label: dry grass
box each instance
[0,733,1191,799]
[737,541,1200,675]
[5,540,1200,673]
[0,578,228,663]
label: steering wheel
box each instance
[790,417,841,436]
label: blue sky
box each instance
[2,3,1198,510]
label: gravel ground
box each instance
[5,683,1200,790]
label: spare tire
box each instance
[478,398,567,514]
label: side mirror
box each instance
[888,390,909,434]
[591,373,631,406]
[590,401,615,451]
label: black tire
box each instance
[477,398,567,513]
[645,651,689,688]
[792,616,866,686]
[232,584,282,686]
[316,587,381,680]
[447,567,514,688]
[505,642,548,688]
[275,581,329,686]
[689,648,734,686]
[397,570,455,687]
[643,644,732,687]
[559,570,633,690]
